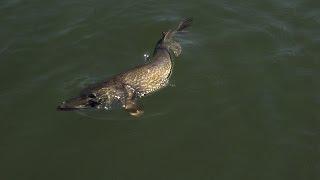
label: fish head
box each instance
[57,92,107,111]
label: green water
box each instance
[1,0,319,179]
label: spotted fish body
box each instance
[58,18,192,116]
[120,48,172,97]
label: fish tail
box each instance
[163,18,193,41]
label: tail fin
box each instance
[163,18,193,41]
[154,18,192,57]
[176,18,193,32]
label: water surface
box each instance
[1,0,319,179]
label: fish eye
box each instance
[88,93,96,98]
[88,99,99,107]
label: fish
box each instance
[57,18,192,117]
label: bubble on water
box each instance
[143,53,150,61]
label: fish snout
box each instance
[57,101,79,111]
[57,96,92,111]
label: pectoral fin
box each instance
[124,99,144,117]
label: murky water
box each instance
[1,0,319,179]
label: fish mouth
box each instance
[57,101,89,111]
[57,105,85,111]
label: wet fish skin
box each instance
[57,18,192,117]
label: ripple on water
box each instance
[73,105,171,121]
[271,45,304,62]
[59,75,98,94]
[305,9,320,24]
[0,41,13,57]
[0,0,22,9]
